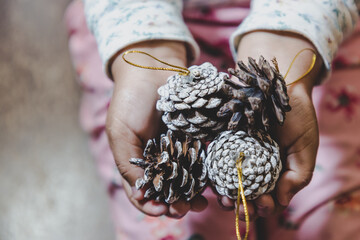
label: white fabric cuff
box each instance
[84,0,199,78]
[230,0,359,71]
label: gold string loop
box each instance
[235,152,249,240]
[122,50,190,76]
[284,48,317,86]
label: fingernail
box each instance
[152,204,168,214]
[217,196,234,211]
[131,187,142,200]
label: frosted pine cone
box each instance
[157,62,228,140]
[130,130,207,204]
[205,130,281,200]
[218,56,291,134]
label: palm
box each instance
[219,84,319,219]
[273,84,319,207]
[106,77,166,214]
[107,75,208,217]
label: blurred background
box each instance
[0,0,116,239]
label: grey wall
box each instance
[0,0,116,239]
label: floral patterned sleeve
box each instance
[230,0,360,71]
[82,0,199,78]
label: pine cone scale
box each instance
[218,56,291,134]
[130,130,207,203]
[205,130,281,200]
[157,62,229,140]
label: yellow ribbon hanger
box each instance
[271,48,317,86]
[122,50,190,76]
[235,152,249,240]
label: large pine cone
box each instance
[157,62,228,140]
[130,130,207,204]
[217,56,291,134]
[205,130,281,200]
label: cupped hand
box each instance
[106,41,208,218]
[218,82,319,220]
[218,31,323,220]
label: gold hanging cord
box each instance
[122,50,190,76]
[271,48,317,86]
[235,152,249,240]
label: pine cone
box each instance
[156,62,228,140]
[130,130,207,204]
[217,56,291,134]
[205,130,281,200]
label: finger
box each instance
[236,202,257,222]
[142,200,169,216]
[122,175,143,200]
[106,83,161,186]
[190,195,208,212]
[277,134,318,206]
[168,200,191,218]
[122,178,168,216]
[274,91,319,207]
[218,196,235,211]
[131,186,146,201]
[254,194,275,217]
[277,168,313,207]
[106,115,145,186]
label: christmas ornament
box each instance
[129,130,207,204]
[217,56,291,134]
[123,48,317,240]
[156,62,228,140]
[205,130,281,200]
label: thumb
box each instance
[106,114,145,187]
[276,137,318,206]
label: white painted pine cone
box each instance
[205,130,281,200]
[156,62,228,140]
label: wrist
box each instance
[236,31,323,95]
[111,40,187,88]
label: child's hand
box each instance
[106,41,208,218]
[220,84,319,220]
[219,31,322,220]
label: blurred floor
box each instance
[0,0,115,239]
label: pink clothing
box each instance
[65,1,360,239]
[267,68,360,240]
[266,21,360,240]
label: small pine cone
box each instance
[217,56,291,134]
[156,62,228,140]
[205,130,281,200]
[130,130,207,204]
